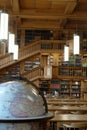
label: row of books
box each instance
[58,69,87,76]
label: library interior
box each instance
[0,0,87,130]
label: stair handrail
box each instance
[0,40,65,69]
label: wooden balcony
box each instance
[0,40,87,81]
[21,66,44,81]
[0,40,65,70]
[22,65,87,81]
[57,66,87,80]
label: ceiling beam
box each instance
[48,0,77,2]
[59,18,68,27]
[12,0,20,12]
[59,0,77,29]
[10,14,87,22]
[9,10,87,21]
[19,19,87,31]
[64,1,78,14]
[21,20,62,30]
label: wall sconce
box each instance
[0,12,9,40]
[73,34,80,55]
[64,45,69,61]
[8,33,15,53]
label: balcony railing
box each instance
[22,66,44,81]
[22,65,87,81]
[0,40,65,69]
[58,66,87,80]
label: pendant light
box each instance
[0,12,8,40]
[8,33,18,60]
[13,45,18,60]
[8,33,15,53]
[64,45,69,61]
[0,0,9,41]
[73,34,80,55]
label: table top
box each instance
[47,101,87,105]
[50,114,87,122]
[48,105,87,112]
[47,98,87,102]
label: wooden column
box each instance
[20,30,25,75]
[20,61,25,75]
[53,30,60,40]
[20,29,25,48]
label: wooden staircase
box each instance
[0,40,65,80]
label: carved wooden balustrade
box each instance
[0,40,87,81]
[0,40,65,69]
[21,66,44,81]
[22,65,87,81]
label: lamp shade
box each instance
[13,45,18,60]
[0,12,9,40]
[8,33,15,53]
[73,34,80,55]
[64,45,69,61]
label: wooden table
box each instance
[48,105,87,113]
[47,98,87,102]
[50,114,87,122]
[47,101,87,106]
[50,114,87,130]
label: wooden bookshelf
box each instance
[60,80,81,98]
[58,66,87,79]
[60,80,70,98]
[70,81,81,98]
[39,79,51,92]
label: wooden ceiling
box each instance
[0,0,87,38]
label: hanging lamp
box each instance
[13,44,18,60]
[8,33,15,53]
[73,34,80,55]
[64,45,69,61]
[0,12,9,40]
[0,0,9,41]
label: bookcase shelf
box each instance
[60,80,70,97]
[58,66,87,79]
[70,81,81,98]
[39,79,50,92]
[60,80,81,98]
[39,79,60,96]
